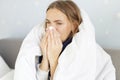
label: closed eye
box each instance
[57,23,62,25]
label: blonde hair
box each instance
[46,0,82,37]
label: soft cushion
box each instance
[0,70,14,80]
[0,56,11,78]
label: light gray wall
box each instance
[0,0,120,49]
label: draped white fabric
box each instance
[14,9,115,80]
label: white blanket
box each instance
[14,9,115,80]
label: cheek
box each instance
[57,26,72,41]
[56,29,63,38]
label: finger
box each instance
[49,29,55,45]
[52,29,61,45]
[56,37,62,48]
[40,32,49,52]
[42,31,49,42]
[44,32,49,47]
[52,30,58,45]
[47,31,51,46]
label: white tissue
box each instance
[48,26,54,30]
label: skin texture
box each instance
[40,8,73,80]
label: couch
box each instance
[0,38,119,80]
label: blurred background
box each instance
[0,0,120,80]
[0,0,120,49]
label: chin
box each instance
[62,38,67,42]
[61,38,65,42]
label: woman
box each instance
[14,1,116,80]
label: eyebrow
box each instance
[46,19,62,22]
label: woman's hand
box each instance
[39,27,62,79]
[47,28,63,79]
[47,28,62,66]
[39,31,49,71]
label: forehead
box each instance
[46,8,68,21]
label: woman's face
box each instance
[46,8,73,42]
